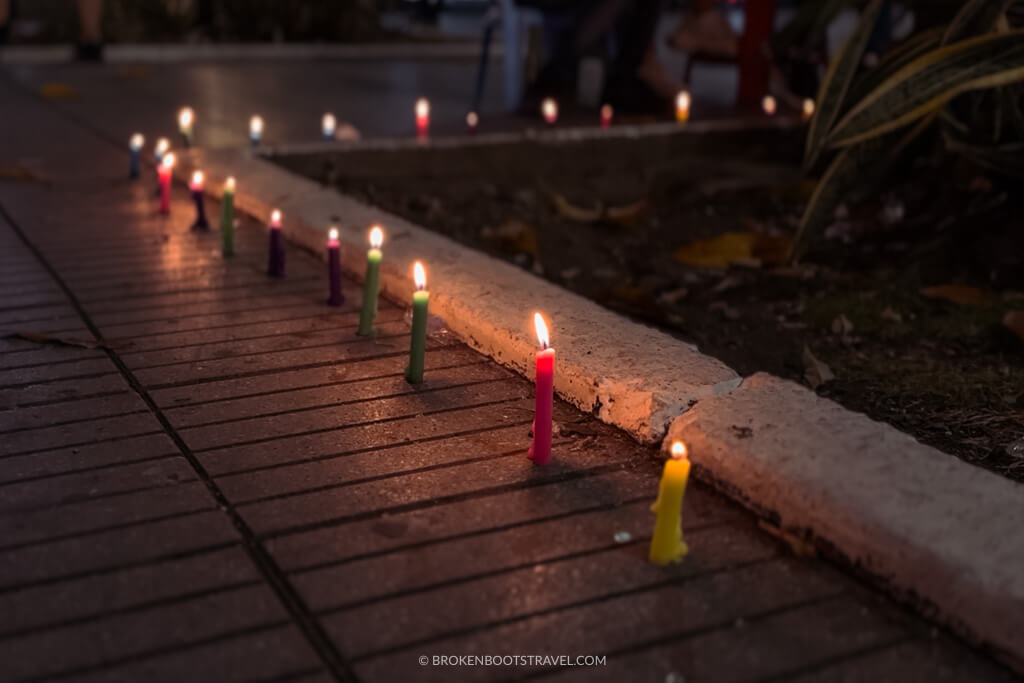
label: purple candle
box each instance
[327,227,344,306]
[267,209,285,277]
[189,171,209,231]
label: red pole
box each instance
[737,0,777,107]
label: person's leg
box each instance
[75,0,103,60]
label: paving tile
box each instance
[0,480,214,548]
[66,624,323,683]
[0,345,105,370]
[198,398,534,476]
[0,583,290,681]
[0,546,260,637]
[0,456,195,513]
[0,509,237,590]
[152,345,484,408]
[0,372,128,409]
[0,357,117,388]
[0,411,163,456]
[0,432,179,483]
[0,390,145,432]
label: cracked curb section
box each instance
[665,372,1024,669]
[177,148,740,443]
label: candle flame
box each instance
[802,98,815,117]
[676,90,691,111]
[466,111,479,128]
[415,98,430,119]
[413,261,426,290]
[534,312,550,350]
[762,95,777,116]
[541,98,558,122]
[191,170,203,186]
[322,112,336,136]
[250,115,263,135]
[328,227,339,241]
[162,153,175,169]
[155,137,169,155]
[225,176,236,191]
[369,226,383,249]
[271,209,281,227]
[178,107,193,129]
[670,440,688,460]
[130,133,144,150]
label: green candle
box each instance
[220,177,235,256]
[405,261,429,384]
[358,226,384,336]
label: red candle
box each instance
[158,153,175,215]
[600,104,613,129]
[415,98,430,139]
[529,312,555,465]
[541,98,558,125]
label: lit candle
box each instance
[357,226,383,336]
[249,115,263,147]
[220,176,235,256]
[267,209,285,278]
[153,138,170,196]
[762,95,777,116]
[675,90,691,123]
[322,112,337,140]
[802,98,815,120]
[466,111,479,135]
[528,313,555,466]
[189,170,209,231]
[405,262,429,384]
[129,133,144,179]
[158,153,175,215]
[541,98,558,125]
[178,107,194,148]
[326,227,344,307]
[649,440,691,565]
[415,98,430,138]
[600,104,613,129]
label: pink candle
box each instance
[415,98,430,139]
[600,104,613,129]
[529,313,555,465]
[541,98,558,125]
[158,153,175,215]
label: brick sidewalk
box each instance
[0,75,1017,682]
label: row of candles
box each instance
[135,114,695,568]
[131,91,813,158]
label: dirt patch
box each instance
[273,128,1024,480]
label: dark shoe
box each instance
[76,42,104,62]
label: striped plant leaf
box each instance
[791,113,937,261]
[845,27,945,109]
[804,0,886,171]
[943,0,1015,44]
[828,31,1024,148]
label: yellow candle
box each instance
[675,91,691,123]
[649,440,690,565]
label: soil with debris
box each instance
[275,128,1024,481]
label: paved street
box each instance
[0,65,1018,682]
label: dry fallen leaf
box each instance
[831,314,854,337]
[549,191,602,222]
[0,166,50,184]
[674,232,791,269]
[481,219,537,256]
[880,307,903,323]
[921,284,996,306]
[39,82,78,99]
[803,345,835,390]
[605,199,648,226]
[758,520,817,558]
[1004,311,1024,343]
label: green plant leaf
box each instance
[828,31,1024,147]
[804,0,886,171]
[845,27,944,108]
[792,113,936,261]
[944,0,1015,43]
[943,132,1024,178]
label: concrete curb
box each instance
[176,139,1024,669]
[667,373,1024,670]
[0,41,493,65]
